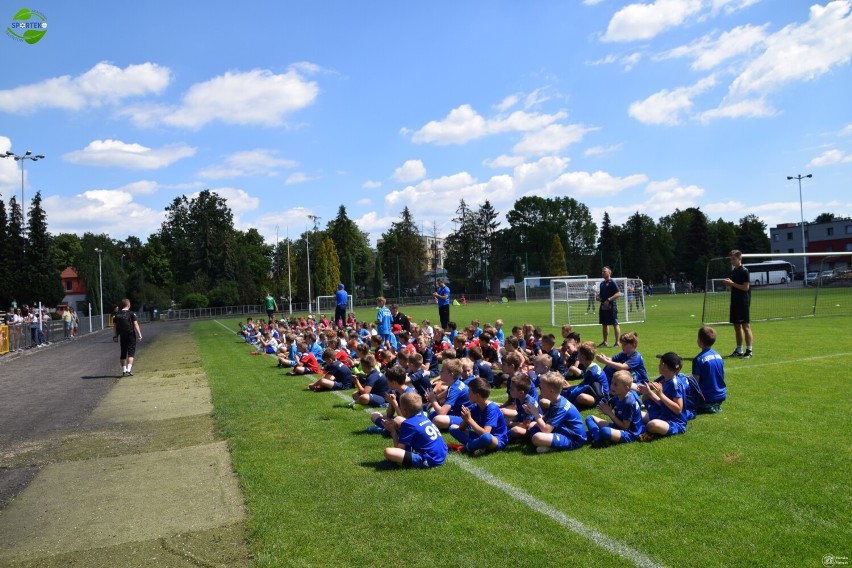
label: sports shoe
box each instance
[471,448,488,457]
[639,432,658,442]
[348,401,358,409]
[741,350,753,359]
[728,350,743,358]
[597,341,608,348]
[127,371,133,376]
[447,443,464,453]
[366,425,385,434]
[535,446,552,454]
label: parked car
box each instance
[805,272,819,285]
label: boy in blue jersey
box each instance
[309,348,354,391]
[368,366,415,435]
[566,341,609,409]
[427,358,470,431]
[469,346,495,386]
[449,378,509,456]
[504,372,540,442]
[350,354,390,408]
[406,352,432,403]
[375,296,395,348]
[596,331,650,386]
[522,372,586,453]
[383,392,448,469]
[541,334,565,375]
[639,352,689,438]
[585,370,646,448]
[690,326,726,414]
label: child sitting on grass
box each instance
[368,366,415,435]
[382,392,448,469]
[290,340,320,375]
[350,354,389,408]
[638,352,688,439]
[516,372,586,453]
[427,358,470,431]
[448,377,509,456]
[690,326,726,414]
[585,370,646,448]
[595,331,650,386]
[505,373,540,442]
[566,341,608,409]
[308,348,354,391]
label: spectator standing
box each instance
[434,278,450,329]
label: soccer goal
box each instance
[315,295,354,323]
[523,275,587,302]
[551,277,646,327]
[702,252,852,324]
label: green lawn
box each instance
[197,294,852,567]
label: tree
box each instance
[444,200,478,292]
[737,214,770,254]
[51,233,83,273]
[379,207,426,297]
[232,228,272,304]
[597,212,619,270]
[5,197,27,304]
[25,192,64,305]
[316,237,342,296]
[814,212,836,224]
[477,200,501,294]
[0,195,10,308]
[372,249,385,297]
[545,233,566,276]
[325,205,371,297]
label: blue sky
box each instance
[1,0,851,246]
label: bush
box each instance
[209,281,240,307]
[182,292,209,309]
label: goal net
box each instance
[523,275,586,302]
[702,252,852,324]
[551,277,646,327]
[315,295,354,324]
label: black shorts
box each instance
[599,306,619,326]
[119,333,137,359]
[729,303,750,324]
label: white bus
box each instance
[744,261,794,286]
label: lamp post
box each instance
[2,150,45,225]
[787,174,812,276]
[94,248,104,330]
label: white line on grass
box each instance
[724,353,851,372]
[449,455,664,568]
[212,319,235,332]
[217,330,663,568]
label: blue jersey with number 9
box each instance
[399,416,448,466]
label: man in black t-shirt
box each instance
[723,250,752,358]
[114,298,143,376]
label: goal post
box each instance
[702,252,852,324]
[523,275,587,302]
[551,277,646,327]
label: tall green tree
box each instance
[5,197,27,304]
[737,214,770,254]
[316,237,342,296]
[325,205,371,296]
[545,233,566,276]
[379,207,426,297]
[25,192,64,304]
[0,195,11,307]
[597,212,619,270]
[814,212,835,224]
[233,228,273,304]
[372,249,385,297]
[443,200,477,292]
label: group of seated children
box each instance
[240,299,727,468]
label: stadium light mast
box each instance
[94,248,104,330]
[787,174,812,276]
[2,149,45,225]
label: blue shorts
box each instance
[367,394,387,407]
[332,381,350,391]
[664,421,686,436]
[606,423,639,444]
[407,451,440,469]
[550,433,586,450]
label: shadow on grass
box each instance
[81,375,120,380]
[359,459,401,471]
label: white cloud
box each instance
[644,177,704,211]
[115,180,161,195]
[0,62,170,113]
[356,197,372,205]
[584,143,623,157]
[603,0,703,42]
[841,124,852,136]
[659,24,768,70]
[808,149,852,167]
[355,211,398,233]
[513,123,593,156]
[411,104,567,145]
[697,97,775,121]
[586,52,643,71]
[392,159,427,183]
[42,190,165,238]
[122,66,319,129]
[710,0,761,16]
[484,155,526,168]
[285,172,314,185]
[198,149,297,179]
[629,75,717,125]
[543,170,649,197]
[494,94,520,111]
[385,172,478,213]
[0,136,19,189]
[513,157,570,192]
[362,180,382,189]
[62,139,196,169]
[727,1,852,99]
[584,0,607,5]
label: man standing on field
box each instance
[114,298,142,377]
[264,291,278,323]
[724,250,752,359]
[434,278,450,329]
[597,266,621,348]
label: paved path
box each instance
[0,321,251,567]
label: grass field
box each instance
[196,294,851,567]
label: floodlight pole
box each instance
[94,248,104,330]
[787,174,812,276]
[3,150,45,225]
